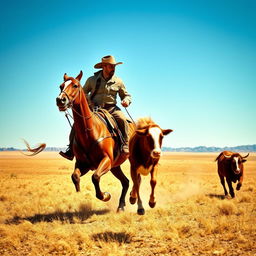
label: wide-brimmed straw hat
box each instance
[94,55,123,69]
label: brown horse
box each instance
[56,71,135,212]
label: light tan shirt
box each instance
[83,71,131,107]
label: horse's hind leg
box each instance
[111,166,129,212]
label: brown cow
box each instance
[129,117,173,215]
[215,151,249,198]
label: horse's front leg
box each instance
[149,167,157,208]
[91,155,112,201]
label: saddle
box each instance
[94,108,126,145]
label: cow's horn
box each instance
[223,153,232,158]
[242,153,249,159]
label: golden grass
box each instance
[0,151,255,255]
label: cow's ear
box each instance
[162,129,173,136]
[242,159,247,163]
[136,128,148,136]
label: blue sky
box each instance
[0,0,255,148]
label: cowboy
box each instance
[60,55,131,160]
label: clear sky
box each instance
[0,0,255,148]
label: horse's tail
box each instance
[21,139,46,156]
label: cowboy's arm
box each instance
[118,80,131,107]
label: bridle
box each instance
[60,80,92,121]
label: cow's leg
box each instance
[129,166,138,205]
[236,175,243,191]
[91,156,112,201]
[226,178,235,198]
[219,173,228,196]
[149,167,157,208]
[71,162,89,192]
[136,174,145,215]
[111,166,129,212]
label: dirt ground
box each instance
[0,151,255,255]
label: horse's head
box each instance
[56,71,83,111]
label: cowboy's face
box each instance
[103,64,115,78]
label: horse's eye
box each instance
[73,84,78,88]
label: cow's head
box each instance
[136,125,173,159]
[223,152,249,175]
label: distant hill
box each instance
[0,147,66,152]
[0,145,255,152]
[162,144,256,152]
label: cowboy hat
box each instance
[94,55,123,69]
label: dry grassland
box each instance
[0,151,255,256]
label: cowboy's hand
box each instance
[121,99,129,107]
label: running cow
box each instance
[215,151,249,198]
[129,117,173,215]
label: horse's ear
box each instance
[76,70,83,81]
[64,73,69,81]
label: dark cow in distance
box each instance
[215,151,249,198]
[129,117,173,215]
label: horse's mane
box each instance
[136,117,156,129]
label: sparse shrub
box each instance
[0,195,7,201]
[213,216,231,234]
[92,231,132,244]
[197,217,214,235]
[10,173,17,179]
[177,223,192,238]
[218,201,237,216]
[238,194,252,203]
[245,186,254,192]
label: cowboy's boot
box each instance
[59,146,74,160]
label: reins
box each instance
[62,84,93,130]
[124,107,136,124]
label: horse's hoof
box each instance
[102,192,111,202]
[117,207,125,213]
[129,196,137,205]
[236,184,241,190]
[149,201,156,208]
[137,208,145,215]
